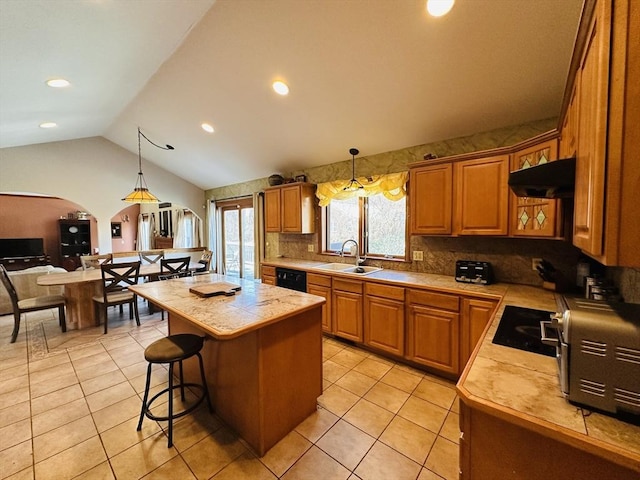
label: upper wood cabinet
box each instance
[509,139,560,238]
[264,183,316,234]
[560,82,579,159]
[453,155,510,236]
[409,163,452,235]
[565,0,639,266]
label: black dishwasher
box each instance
[275,267,307,292]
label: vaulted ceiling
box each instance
[0,0,584,190]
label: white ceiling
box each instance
[0,0,584,191]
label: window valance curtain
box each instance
[315,171,409,207]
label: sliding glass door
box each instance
[220,198,255,279]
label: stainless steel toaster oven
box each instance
[541,297,640,418]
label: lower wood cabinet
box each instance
[406,289,460,375]
[460,297,498,369]
[364,283,405,356]
[307,273,332,333]
[332,278,363,342]
[261,265,276,286]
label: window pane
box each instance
[241,208,255,280]
[223,209,240,276]
[327,197,359,252]
[367,195,406,257]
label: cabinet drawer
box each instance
[262,265,276,276]
[365,282,405,301]
[408,289,459,312]
[307,273,331,287]
[333,278,363,294]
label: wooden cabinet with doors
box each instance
[261,265,276,286]
[307,273,332,333]
[409,163,453,235]
[364,282,405,356]
[453,155,510,236]
[264,183,316,234]
[406,289,460,376]
[567,0,640,266]
[459,297,498,370]
[332,277,363,342]
[509,138,560,238]
[560,82,579,159]
[59,219,92,271]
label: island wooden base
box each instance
[459,401,638,479]
[169,306,323,456]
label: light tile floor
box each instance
[0,302,459,479]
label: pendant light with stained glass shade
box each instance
[122,127,174,203]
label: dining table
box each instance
[36,262,199,330]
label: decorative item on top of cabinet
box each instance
[454,155,509,236]
[58,219,91,271]
[264,182,316,234]
[406,289,460,376]
[364,283,405,356]
[509,139,561,238]
[261,265,276,286]
[307,273,332,333]
[409,163,452,235]
[332,277,363,342]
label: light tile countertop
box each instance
[129,273,325,340]
[263,258,640,470]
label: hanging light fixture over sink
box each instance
[343,147,365,192]
[122,127,174,203]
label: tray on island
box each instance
[189,282,242,298]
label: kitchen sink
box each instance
[312,263,382,275]
[341,266,382,275]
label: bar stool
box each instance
[137,333,213,447]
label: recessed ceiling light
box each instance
[46,78,70,88]
[39,122,57,128]
[426,0,455,17]
[201,123,215,133]
[272,81,289,96]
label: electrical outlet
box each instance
[532,258,542,271]
[308,244,314,252]
[413,250,424,261]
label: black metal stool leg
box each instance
[137,363,153,431]
[179,360,185,401]
[197,352,213,412]
[167,361,174,447]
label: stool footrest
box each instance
[142,383,209,423]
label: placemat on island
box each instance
[189,282,242,297]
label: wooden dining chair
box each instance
[160,256,191,276]
[92,261,141,334]
[139,249,164,265]
[80,253,113,270]
[0,264,66,343]
[195,250,213,273]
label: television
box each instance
[0,238,45,258]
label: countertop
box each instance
[264,258,640,471]
[129,273,325,340]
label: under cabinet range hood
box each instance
[508,157,576,198]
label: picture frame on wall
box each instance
[111,222,122,238]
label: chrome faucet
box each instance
[340,239,365,266]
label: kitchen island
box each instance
[129,273,325,456]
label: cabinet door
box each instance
[281,185,302,232]
[410,163,452,235]
[364,296,404,356]
[454,155,509,235]
[308,283,332,333]
[262,275,276,286]
[560,83,579,159]
[406,304,459,375]
[509,140,559,237]
[264,189,281,232]
[333,289,363,342]
[460,297,497,370]
[573,0,610,256]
